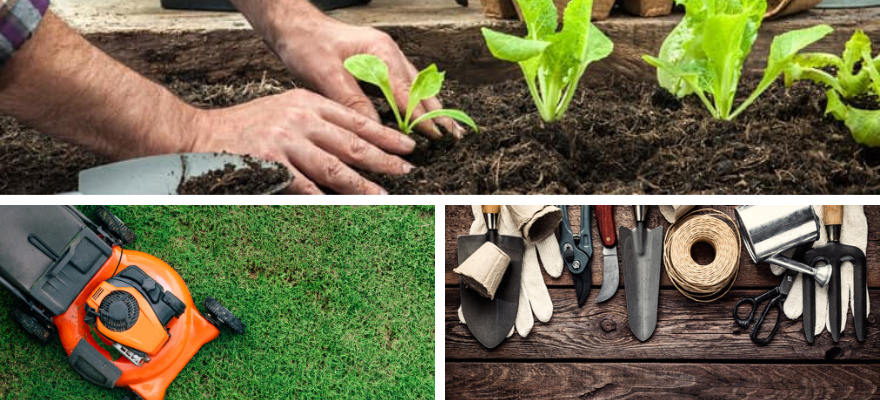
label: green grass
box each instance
[0,205,435,399]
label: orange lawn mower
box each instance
[0,206,244,400]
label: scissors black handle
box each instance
[734,288,785,345]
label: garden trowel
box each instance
[803,205,868,342]
[559,205,591,307]
[69,153,290,195]
[619,205,664,342]
[457,206,524,348]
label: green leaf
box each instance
[481,28,551,62]
[839,30,873,97]
[515,0,557,40]
[826,90,880,147]
[585,24,614,64]
[343,54,391,91]
[409,109,479,134]
[702,13,750,118]
[406,64,445,124]
[731,24,833,119]
[344,54,403,129]
[655,20,695,97]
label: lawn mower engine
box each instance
[83,265,186,366]
[0,206,244,400]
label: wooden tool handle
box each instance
[824,205,843,225]
[595,205,616,247]
[481,205,501,214]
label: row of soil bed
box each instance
[1,73,877,194]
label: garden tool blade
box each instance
[619,209,664,342]
[595,206,618,303]
[457,207,523,349]
[787,242,817,343]
[559,205,591,307]
[76,153,290,195]
[802,205,867,343]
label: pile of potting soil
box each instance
[1,74,878,194]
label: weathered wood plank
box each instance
[80,9,880,85]
[445,288,880,360]
[445,362,880,399]
[445,205,880,288]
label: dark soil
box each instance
[1,74,878,194]
[177,157,291,195]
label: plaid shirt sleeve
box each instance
[0,0,49,64]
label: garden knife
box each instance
[595,206,618,303]
[803,205,867,342]
[457,206,524,348]
[619,205,664,341]
[69,153,290,195]
[559,205,591,307]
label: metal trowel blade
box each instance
[619,224,664,342]
[457,233,523,349]
[76,153,290,195]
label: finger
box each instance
[307,118,413,175]
[287,143,387,195]
[514,283,533,338]
[422,95,465,139]
[522,245,553,323]
[314,69,382,123]
[276,160,324,195]
[535,235,563,278]
[314,96,416,155]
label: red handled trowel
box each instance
[457,206,524,348]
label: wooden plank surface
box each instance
[446,205,880,398]
[446,288,880,361]
[445,205,880,288]
[446,363,880,399]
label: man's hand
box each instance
[193,88,415,195]
[230,0,465,139]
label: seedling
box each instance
[343,54,478,135]
[643,0,832,121]
[481,0,613,123]
[784,30,880,146]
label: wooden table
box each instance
[445,205,880,399]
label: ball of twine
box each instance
[663,208,741,303]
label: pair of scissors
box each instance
[734,268,798,345]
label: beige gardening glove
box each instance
[770,205,869,337]
[458,205,564,338]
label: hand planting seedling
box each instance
[343,54,478,135]
[481,0,613,123]
[643,0,832,121]
[784,30,880,146]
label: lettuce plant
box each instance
[343,54,478,135]
[642,0,832,121]
[784,30,880,146]
[481,0,613,123]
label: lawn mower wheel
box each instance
[95,206,136,245]
[11,308,53,344]
[203,296,245,335]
